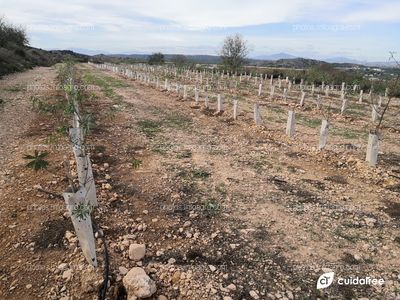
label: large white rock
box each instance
[129,243,146,261]
[123,267,156,300]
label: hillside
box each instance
[92,53,369,70]
[0,18,89,77]
[0,45,89,77]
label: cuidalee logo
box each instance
[317,272,335,289]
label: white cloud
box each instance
[2,0,348,30]
[341,2,400,23]
[0,0,397,60]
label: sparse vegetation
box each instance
[137,119,162,137]
[131,158,142,169]
[23,151,49,170]
[0,18,88,77]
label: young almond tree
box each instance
[366,52,400,166]
[220,34,249,73]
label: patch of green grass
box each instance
[270,106,285,114]
[267,106,286,122]
[137,119,162,138]
[297,115,321,128]
[131,158,142,169]
[331,127,368,139]
[192,169,211,179]
[83,72,128,88]
[164,113,192,129]
[345,109,366,117]
[82,72,126,102]
[151,140,174,155]
[56,125,69,135]
[175,167,211,180]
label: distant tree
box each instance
[148,52,165,65]
[220,34,249,72]
[0,17,28,47]
[172,54,188,67]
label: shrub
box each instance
[24,151,49,170]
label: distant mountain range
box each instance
[68,48,396,68]
[253,53,298,60]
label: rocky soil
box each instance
[0,64,399,300]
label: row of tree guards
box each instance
[89,62,397,167]
[62,65,98,266]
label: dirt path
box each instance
[0,64,399,300]
[0,66,72,300]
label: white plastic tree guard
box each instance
[254,103,262,125]
[270,85,275,99]
[300,92,306,107]
[341,97,348,115]
[286,110,295,137]
[69,128,84,158]
[359,90,364,103]
[76,154,98,207]
[204,92,209,108]
[233,100,239,120]
[183,85,187,99]
[371,105,381,123]
[63,188,97,267]
[283,88,288,102]
[217,94,224,112]
[366,133,379,166]
[316,95,322,109]
[319,120,330,150]
[194,87,199,105]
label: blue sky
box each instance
[1,0,399,61]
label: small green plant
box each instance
[131,158,142,169]
[215,183,227,197]
[297,116,321,128]
[63,100,75,115]
[192,169,211,179]
[72,203,93,221]
[105,106,117,120]
[205,199,222,213]
[56,125,69,135]
[30,95,43,110]
[81,113,96,135]
[151,141,173,155]
[23,151,49,170]
[164,113,192,129]
[137,119,162,137]
[176,149,192,159]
